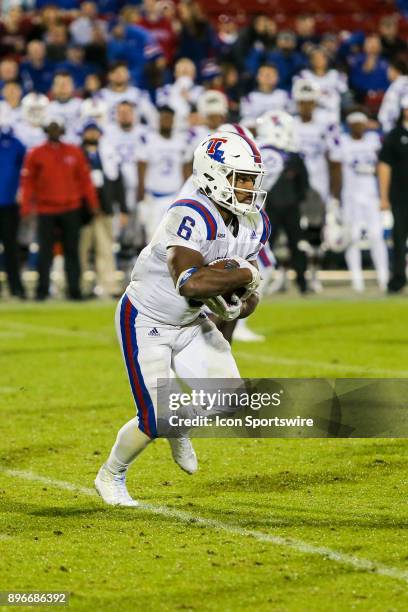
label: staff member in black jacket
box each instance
[80,120,128,298]
[266,150,309,293]
[379,96,408,294]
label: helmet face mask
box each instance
[193,131,266,216]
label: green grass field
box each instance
[1,295,408,611]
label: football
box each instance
[207,258,246,303]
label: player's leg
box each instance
[96,294,173,505]
[79,218,94,295]
[167,316,241,473]
[344,206,364,292]
[36,213,55,300]
[94,214,117,297]
[366,204,389,292]
[59,209,82,300]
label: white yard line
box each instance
[235,351,408,378]
[1,467,408,584]
[1,320,407,377]
[0,321,112,343]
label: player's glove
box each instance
[233,256,262,301]
[203,294,242,321]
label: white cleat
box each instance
[95,464,139,507]
[168,437,198,474]
[234,320,265,343]
[310,277,323,293]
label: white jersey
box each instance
[126,189,270,325]
[156,79,203,133]
[296,69,348,123]
[258,143,286,191]
[378,75,408,133]
[104,123,146,190]
[47,98,82,144]
[138,130,188,197]
[240,89,290,125]
[293,112,341,202]
[14,121,46,149]
[98,86,158,128]
[0,101,23,126]
[338,131,381,206]
[183,125,209,163]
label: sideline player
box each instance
[136,105,191,242]
[95,131,270,506]
[339,112,388,292]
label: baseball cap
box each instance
[80,119,103,134]
[346,112,368,124]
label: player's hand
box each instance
[239,291,260,319]
[233,257,261,297]
[204,294,242,321]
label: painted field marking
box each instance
[1,467,408,584]
[235,351,408,378]
[1,320,406,377]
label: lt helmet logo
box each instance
[206,137,227,163]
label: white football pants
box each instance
[343,200,389,291]
[115,293,240,438]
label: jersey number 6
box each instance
[177,216,195,241]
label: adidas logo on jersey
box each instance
[148,328,160,337]
[250,230,257,239]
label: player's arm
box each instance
[167,245,254,299]
[238,260,260,319]
[328,159,341,200]
[137,160,147,202]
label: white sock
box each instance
[345,244,364,291]
[106,417,151,474]
[370,236,389,290]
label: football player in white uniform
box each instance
[98,61,158,128]
[104,100,147,214]
[292,78,342,206]
[103,100,148,269]
[296,48,348,124]
[182,90,230,174]
[240,64,290,129]
[137,105,191,242]
[95,131,270,506]
[47,72,82,144]
[14,93,48,149]
[156,58,203,134]
[339,112,389,292]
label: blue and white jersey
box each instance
[293,111,341,203]
[14,121,46,150]
[47,98,82,144]
[295,69,348,123]
[103,123,147,192]
[240,89,290,126]
[338,131,381,206]
[378,75,408,133]
[137,130,189,197]
[126,189,271,325]
[98,86,158,128]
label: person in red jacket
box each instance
[20,117,99,300]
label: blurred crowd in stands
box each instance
[0,0,408,302]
